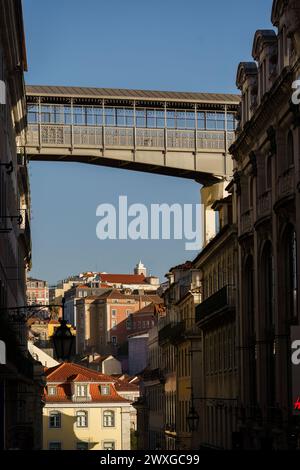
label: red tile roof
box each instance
[114,380,140,392]
[45,362,114,383]
[44,363,129,403]
[169,261,193,272]
[100,273,146,284]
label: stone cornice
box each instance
[230,65,296,161]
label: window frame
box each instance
[76,410,88,428]
[49,411,61,429]
[103,410,115,427]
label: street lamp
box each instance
[52,298,75,362]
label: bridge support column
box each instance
[200,181,228,246]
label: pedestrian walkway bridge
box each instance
[23,85,240,185]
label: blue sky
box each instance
[23,0,274,285]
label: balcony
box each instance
[278,168,295,199]
[158,321,184,346]
[257,190,271,220]
[196,285,235,323]
[158,318,200,345]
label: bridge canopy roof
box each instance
[26,85,240,106]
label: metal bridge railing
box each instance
[26,123,234,152]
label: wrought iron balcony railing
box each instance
[196,285,235,323]
[158,317,200,345]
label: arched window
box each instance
[76,410,88,428]
[49,411,61,428]
[287,130,294,167]
[103,410,115,427]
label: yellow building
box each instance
[48,320,76,339]
[158,263,201,450]
[176,291,201,450]
[43,362,132,450]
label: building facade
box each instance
[43,362,132,450]
[193,193,238,450]
[64,284,110,327]
[0,0,44,450]
[26,277,49,306]
[75,290,161,356]
[230,0,300,449]
[158,263,202,450]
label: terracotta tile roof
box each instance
[114,380,140,392]
[45,362,114,383]
[44,362,130,403]
[78,290,162,303]
[44,383,129,403]
[132,303,156,315]
[169,261,193,272]
[143,294,163,304]
[100,273,146,284]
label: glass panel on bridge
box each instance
[27,103,237,132]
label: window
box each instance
[111,309,116,317]
[49,411,61,428]
[103,410,115,427]
[76,410,88,427]
[126,310,131,317]
[100,385,110,395]
[206,112,225,130]
[48,386,57,396]
[227,113,237,131]
[76,385,88,397]
[103,441,115,450]
[111,336,117,344]
[76,442,89,450]
[112,319,117,329]
[49,442,61,450]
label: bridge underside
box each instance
[26,149,220,186]
[23,85,240,186]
